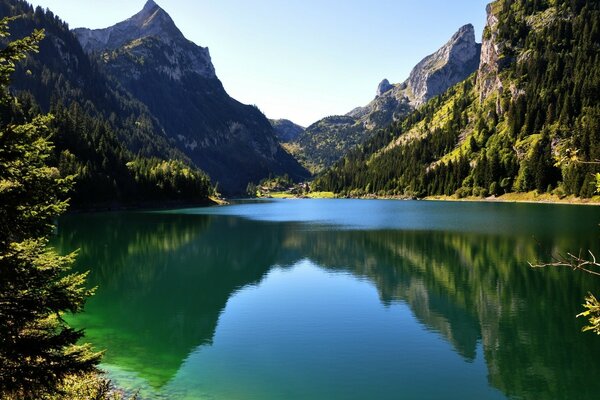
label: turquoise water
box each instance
[54,199,600,399]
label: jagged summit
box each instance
[407,23,479,105]
[73,1,216,79]
[74,1,179,52]
[377,79,393,96]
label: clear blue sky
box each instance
[28,0,490,126]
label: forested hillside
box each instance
[0,0,213,206]
[315,0,600,199]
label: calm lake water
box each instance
[54,199,600,399]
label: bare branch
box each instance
[529,251,600,277]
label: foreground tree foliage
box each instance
[0,17,101,397]
[531,173,600,335]
[533,250,600,334]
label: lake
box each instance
[54,199,600,399]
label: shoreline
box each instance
[65,196,227,214]
[257,191,600,206]
[424,193,600,206]
[66,192,600,212]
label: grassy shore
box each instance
[425,191,600,206]
[260,191,335,199]
[257,190,599,205]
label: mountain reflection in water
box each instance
[54,200,600,400]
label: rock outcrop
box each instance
[376,79,393,96]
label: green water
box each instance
[54,199,600,399]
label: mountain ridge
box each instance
[73,1,308,193]
[289,24,481,172]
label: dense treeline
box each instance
[315,0,600,198]
[0,0,214,207]
[0,18,104,398]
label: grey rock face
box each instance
[377,79,393,96]
[477,4,504,101]
[73,0,215,79]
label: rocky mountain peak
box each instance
[73,1,216,79]
[348,24,481,128]
[74,1,180,53]
[377,79,393,96]
[136,0,174,31]
[143,0,158,12]
[407,23,481,105]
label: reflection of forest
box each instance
[293,229,600,399]
[54,212,600,398]
[55,213,287,387]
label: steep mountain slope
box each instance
[291,24,481,172]
[0,0,213,207]
[315,0,600,199]
[74,1,308,193]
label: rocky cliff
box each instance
[74,1,308,193]
[477,3,504,101]
[407,24,481,106]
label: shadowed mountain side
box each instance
[270,119,305,143]
[73,1,308,193]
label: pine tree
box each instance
[0,17,100,397]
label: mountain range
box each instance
[1,0,308,197]
[286,24,482,172]
[2,0,598,202]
